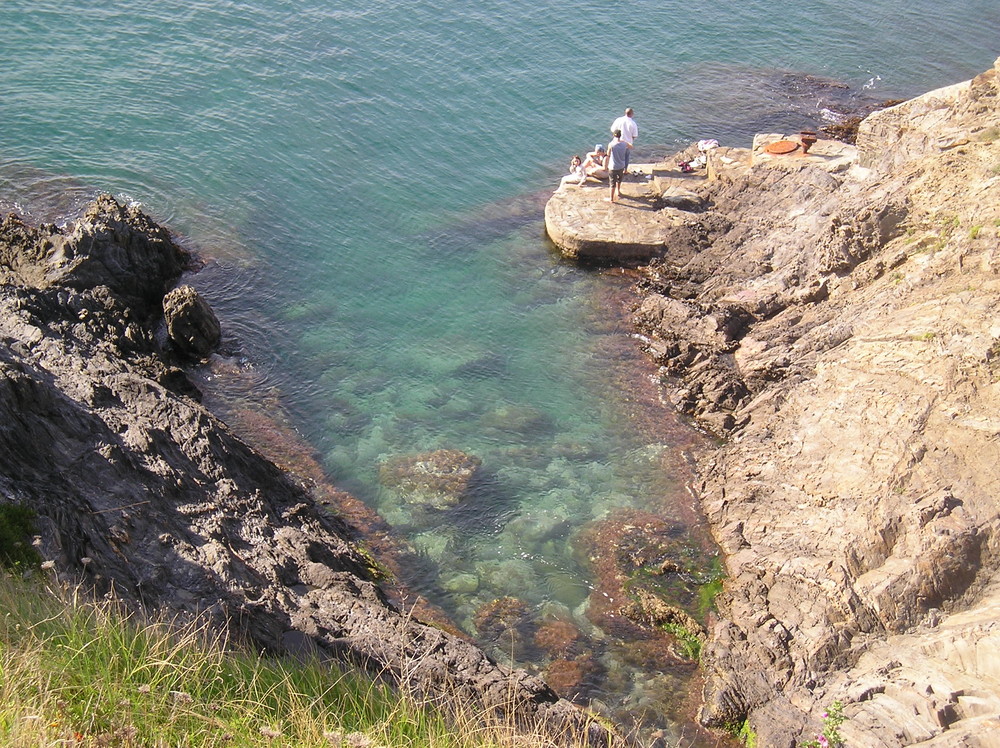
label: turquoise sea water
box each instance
[3,1,998,740]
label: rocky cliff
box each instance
[0,196,607,743]
[631,59,1000,745]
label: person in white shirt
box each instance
[610,107,638,145]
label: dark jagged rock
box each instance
[0,194,188,318]
[0,195,612,745]
[163,284,221,358]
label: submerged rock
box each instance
[534,617,584,659]
[479,404,555,435]
[578,510,710,632]
[473,596,535,660]
[378,448,483,509]
[544,655,603,702]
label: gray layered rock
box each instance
[630,59,1000,745]
[0,195,609,744]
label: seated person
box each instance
[583,144,609,179]
[560,154,587,186]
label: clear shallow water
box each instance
[3,0,998,741]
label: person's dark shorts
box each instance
[610,169,625,189]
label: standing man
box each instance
[606,129,633,204]
[610,107,638,146]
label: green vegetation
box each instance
[801,701,847,748]
[723,718,757,747]
[660,621,702,661]
[737,719,758,748]
[969,225,982,240]
[975,126,1000,142]
[0,503,39,570]
[0,573,603,748]
[357,545,393,582]
[696,557,725,619]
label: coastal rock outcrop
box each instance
[627,59,1000,745]
[163,283,222,358]
[0,196,609,744]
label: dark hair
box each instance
[612,129,622,138]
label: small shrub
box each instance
[801,701,847,748]
[0,504,39,570]
[970,225,982,240]
[724,718,757,747]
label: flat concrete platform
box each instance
[751,133,857,171]
[543,137,857,264]
[543,161,709,264]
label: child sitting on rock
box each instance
[560,154,587,187]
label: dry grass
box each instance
[0,573,611,748]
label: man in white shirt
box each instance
[610,107,638,145]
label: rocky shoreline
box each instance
[547,59,1000,745]
[3,57,999,748]
[0,196,612,743]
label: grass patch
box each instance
[976,126,1000,142]
[0,574,603,748]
